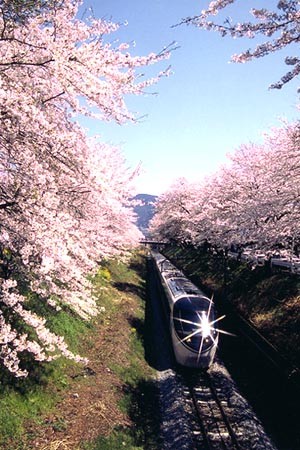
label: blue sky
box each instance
[81,1,299,195]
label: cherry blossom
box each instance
[150,122,300,254]
[0,0,169,377]
[182,1,300,89]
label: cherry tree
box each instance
[256,123,300,246]
[149,178,196,244]
[182,0,300,89]
[209,123,300,249]
[0,0,169,377]
[151,122,300,253]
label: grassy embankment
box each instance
[163,245,300,369]
[0,250,159,450]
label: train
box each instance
[152,251,220,369]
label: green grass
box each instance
[83,427,143,450]
[0,259,122,448]
[0,383,56,448]
[0,349,83,448]
[83,252,161,450]
[0,251,160,449]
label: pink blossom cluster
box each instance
[150,122,300,252]
[183,0,300,89]
[0,1,168,377]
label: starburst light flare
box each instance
[174,304,235,363]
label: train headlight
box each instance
[200,312,211,338]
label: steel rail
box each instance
[187,372,244,450]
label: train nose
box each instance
[173,296,218,353]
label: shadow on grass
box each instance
[128,315,144,343]
[124,378,163,449]
[126,281,174,371]
[89,255,176,449]
[0,357,51,395]
[89,313,164,450]
[129,256,147,279]
[88,377,162,450]
[113,281,146,300]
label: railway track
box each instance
[148,256,280,449]
[179,362,277,450]
[187,371,242,450]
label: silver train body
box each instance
[152,251,219,369]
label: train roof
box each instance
[164,270,183,279]
[160,261,177,271]
[167,276,207,299]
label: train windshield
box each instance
[173,296,218,353]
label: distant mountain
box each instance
[133,193,157,236]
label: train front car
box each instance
[152,252,219,369]
[172,293,218,369]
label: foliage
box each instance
[182,0,300,89]
[0,0,169,378]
